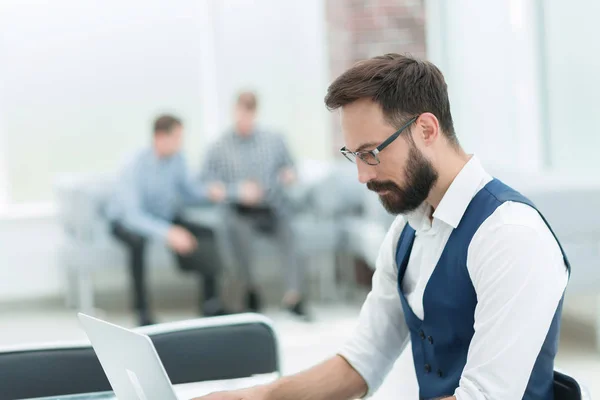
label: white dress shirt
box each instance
[338,156,568,399]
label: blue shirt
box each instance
[106,148,209,240]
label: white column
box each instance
[0,18,8,205]
[0,103,10,207]
[197,0,222,143]
[425,0,546,172]
[508,0,547,170]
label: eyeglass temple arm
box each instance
[376,116,418,151]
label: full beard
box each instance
[367,144,439,215]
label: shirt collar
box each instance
[148,147,180,165]
[232,129,259,141]
[406,156,492,231]
[148,147,162,164]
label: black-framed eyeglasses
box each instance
[340,116,419,165]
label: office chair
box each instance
[554,369,583,400]
[0,313,280,399]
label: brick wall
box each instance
[325,0,427,151]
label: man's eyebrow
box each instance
[353,141,379,152]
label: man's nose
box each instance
[357,162,377,184]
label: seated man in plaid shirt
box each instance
[200,91,309,319]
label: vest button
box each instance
[437,369,443,378]
[424,364,432,373]
[419,330,425,339]
[427,336,434,344]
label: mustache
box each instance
[367,180,400,192]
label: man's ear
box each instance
[417,113,440,145]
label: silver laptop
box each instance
[78,313,180,400]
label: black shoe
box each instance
[246,290,262,312]
[286,300,313,322]
[138,310,155,326]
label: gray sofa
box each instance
[491,169,600,351]
[54,161,372,314]
[55,163,600,350]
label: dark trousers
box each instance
[110,218,221,315]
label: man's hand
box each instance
[239,180,264,206]
[278,167,296,186]
[167,225,197,254]
[190,391,244,400]
[192,356,366,400]
[192,386,269,400]
[207,182,227,203]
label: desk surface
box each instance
[26,372,593,400]
[28,374,277,400]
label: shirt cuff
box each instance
[337,342,392,398]
[454,377,488,400]
[149,222,171,242]
[225,183,239,201]
[124,217,171,242]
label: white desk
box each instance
[28,373,278,400]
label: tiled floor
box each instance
[0,301,598,399]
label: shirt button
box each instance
[437,369,443,378]
[428,336,434,344]
[419,330,425,340]
[424,364,431,373]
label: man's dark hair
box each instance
[153,114,182,134]
[324,53,457,145]
[236,91,258,112]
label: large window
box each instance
[0,1,206,203]
[0,0,331,205]
[542,0,600,171]
[425,0,599,174]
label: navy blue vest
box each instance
[395,179,570,400]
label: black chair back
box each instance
[554,370,582,400]
[144,314,281,384]
[0,314,280,400]
[0,344,110,400]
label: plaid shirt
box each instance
[200,129,295,214]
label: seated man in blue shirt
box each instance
[106,114,227,326]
